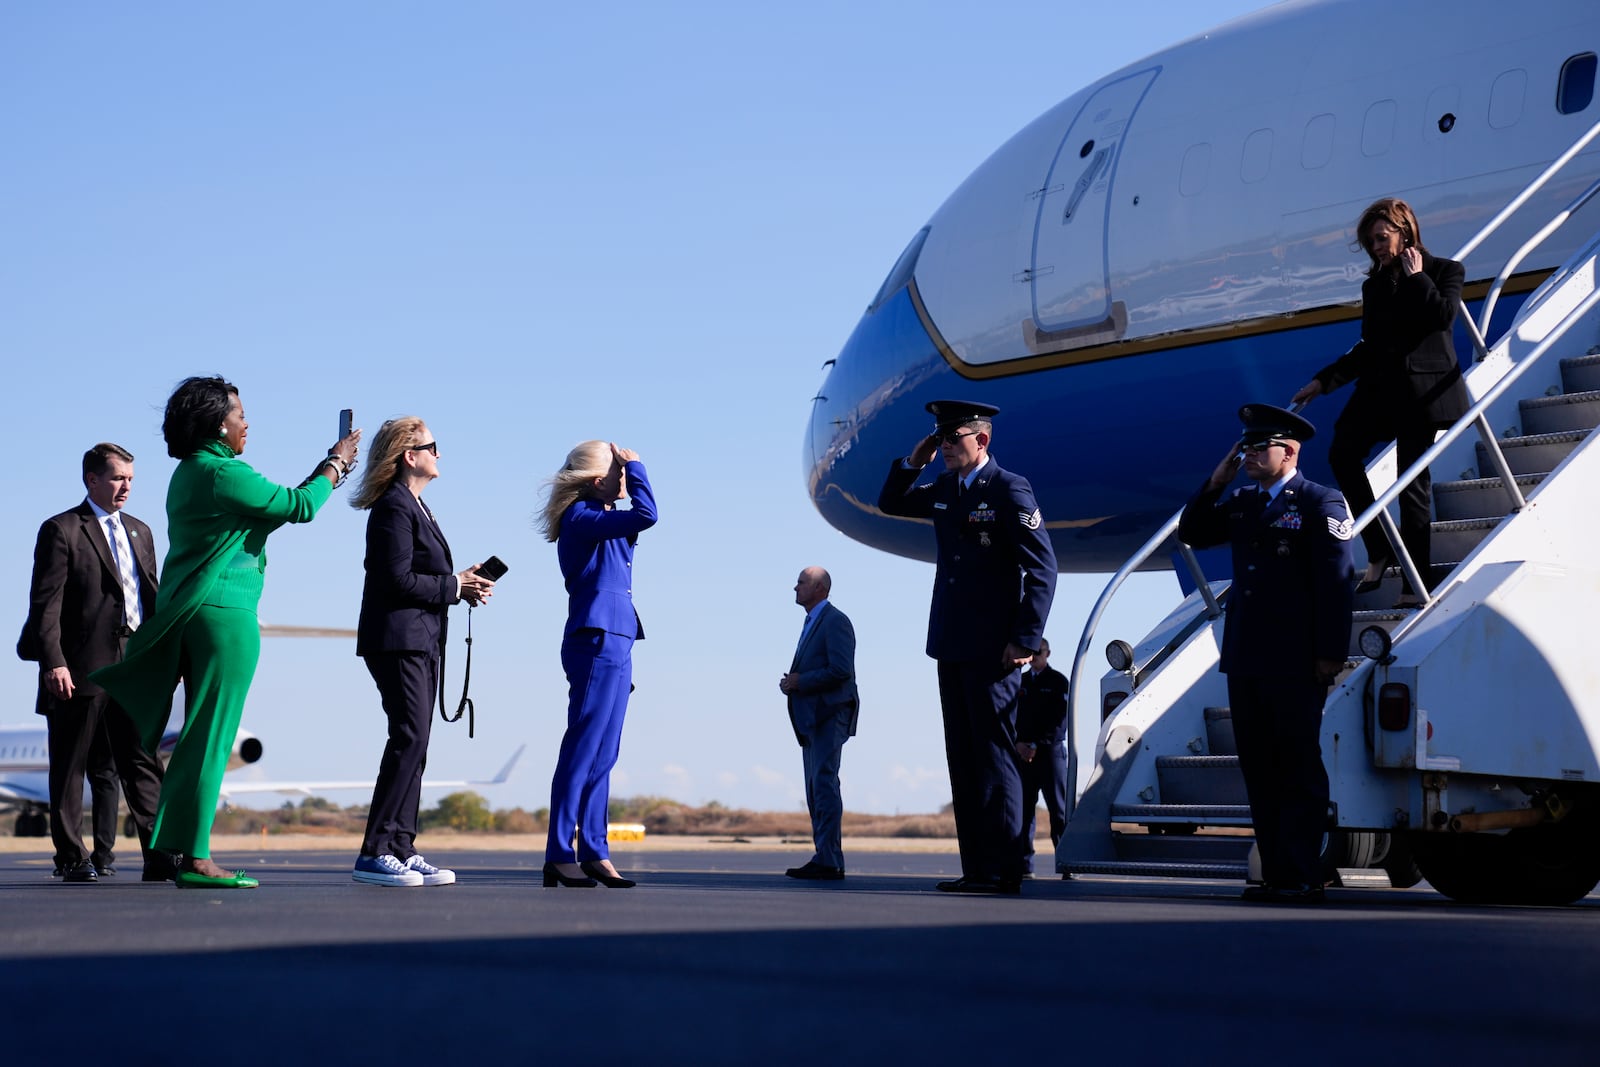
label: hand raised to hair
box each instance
[611,443,639,465]
[1399,247,1422,275]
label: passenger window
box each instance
[1558,53,1596,114]
[1362,100,1397,157]
[1180,142,1211,197]
[1490,69,1527,129]
[1240,129,1273,184]
[1301,113,1335,170]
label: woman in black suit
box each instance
[348,417,495,887]
[1292,197,1470,605]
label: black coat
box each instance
[18,502,160,707]
[1313,252,1471,433]
[356,482,455,658]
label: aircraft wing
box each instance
[217,744,525,799]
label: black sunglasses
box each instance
[1240,439,1288,453]
[938,430,980,445]
[409,441,439,455]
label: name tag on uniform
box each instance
[934,502,948,510]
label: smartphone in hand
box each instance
[339,409,354,438]
[477,556,509,581]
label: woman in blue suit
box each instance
[349,417,495,887]
[538,440,657,888]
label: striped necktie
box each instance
[105,515,141,630]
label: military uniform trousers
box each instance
[937,659,1027,882]
[1227,673,1331,888]
[1020,740,1072,872]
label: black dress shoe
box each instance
[1355,557,1394,595]
[935,876,1018,895]
[62,860,98,884]
[142,851,182,883]
[785,861,845,881]
[1240,883,1274,902]
[93,862,116,877]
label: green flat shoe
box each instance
[175,870,259,889]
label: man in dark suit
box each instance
[1015,638,1071,875]
[19,442,165,882]
[1177,404,1355,904]
[779,566,858,881]
[879,400,1057,894]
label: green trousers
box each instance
[151,604,261,858]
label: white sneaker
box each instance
[404,854,456,886]
[352,853,424,887]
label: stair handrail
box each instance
[1064,117,1600,818]
[1477,175,1600,341]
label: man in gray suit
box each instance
[778,566,858,880]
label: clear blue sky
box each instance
[1,1,1268,816]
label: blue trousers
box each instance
[1020,740,1072,872]
[937,659,1026,882]
[800,712,850,869]
[1227,673,1331,888]
[546,628,633,863]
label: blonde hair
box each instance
[350,416,429,510]
[538,440,612,542]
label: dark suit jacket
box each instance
[1177,471,1355,679]
[787,601,859,742]
[1017,665,1069,744]
[1313,252,1471,431]
[18,501,160,708]
[878,455,1057,663]
[356,482,456,658]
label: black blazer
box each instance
[355,481,456,658]
[1313,252,1471,431]
[18,501,160,707]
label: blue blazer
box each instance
[787,601,859,741]
[1177,470,1355,679]
[878,455,1057,663]
[356,481,456,657]
[557,460,657,639]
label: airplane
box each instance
[805,0,1600,574]
[0,720,524,835]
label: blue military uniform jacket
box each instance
[878,455,1057,663]
[1177,470,1355,679]
[1017,665,1069,745]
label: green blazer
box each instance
[92,439,333,750]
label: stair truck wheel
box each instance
[1381,833,1425,889]
[1319,829,1380,885]
[1412,809,1600,905]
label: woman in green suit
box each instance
[94,376,360,888]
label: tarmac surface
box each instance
[3,836,1599,1065]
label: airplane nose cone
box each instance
[804,276,946,562]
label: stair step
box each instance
[1203,706,1235,757]
[1560,353,1600,394]
[1432,515,1502,562]
[1111,803,1252,823]
[1156,755,1247,806]
[1518,389,1600,435]
[1113,831,1254,863]
[1434,474,1544,520]
[1476,429,1590,477]
[1064,859,1248,880]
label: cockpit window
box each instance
[868,226,930,313]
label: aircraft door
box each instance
[1030,68,1158,336]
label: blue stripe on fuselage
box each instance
[807,284,1527,573]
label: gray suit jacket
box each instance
[787,601,859,743]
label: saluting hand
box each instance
[611,443,639,465]
[909,433,941,467]
[1206,445,1244,490]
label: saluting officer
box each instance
[1177,404,1355,904]
[879,400,1057,894]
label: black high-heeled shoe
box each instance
[542,861,597,888]
[1354,558,1393,595]
[581,861,637,889]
